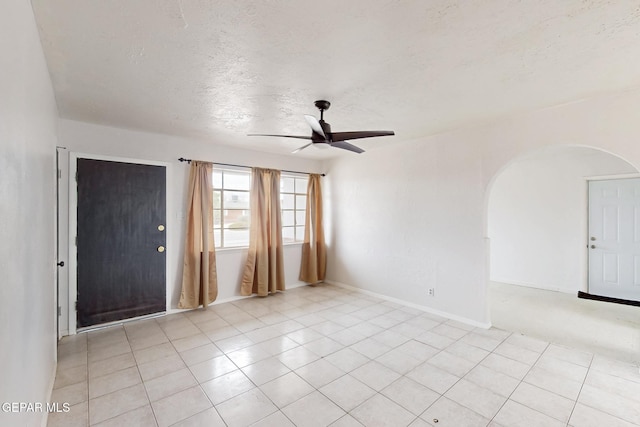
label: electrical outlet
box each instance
[428,288,435,296]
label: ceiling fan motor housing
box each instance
[314,120,332,143]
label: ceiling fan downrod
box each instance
[314,100,330,121]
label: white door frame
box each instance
[68,152,172,335]
[56,146,69,339]
[584,173,640,297]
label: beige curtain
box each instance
[299,174,326,283]
[179,161,218,308]
[240,168,285,296]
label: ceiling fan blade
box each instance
[292,143,313,154]
[330,141,365,154]
[330,130,395,142]
[247,133,312,140]
[304,115,326,139]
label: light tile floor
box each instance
[48,284,640,427]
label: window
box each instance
[213,169,250,248]
[281,175,308,243]
[212,169,308,248]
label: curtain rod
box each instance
[178,158,325,177]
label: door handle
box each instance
[57,261,65,267]
[590,245,596,249]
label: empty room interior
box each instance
[2,1,640,426]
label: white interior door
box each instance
[588,178,640,301]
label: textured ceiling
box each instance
[32,0,640,159]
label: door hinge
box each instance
[75,301,78,311]
[58,169,62,179]
[75,236,78,246]
[75,171,78,182]
[57,306,61,316]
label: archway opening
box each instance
[486,145,640,362]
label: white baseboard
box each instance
[287,281,309,290]
[167,281,310,314]
[325,280,492,329]
[57,283,313,330]
[491,277,576,294]
[166,295,249,314]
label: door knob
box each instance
[158,224,165,231]
[590,245,596,249]
[590,237,596,241]
[157,246,165,253]
[57,261,65,267]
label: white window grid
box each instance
[213,168,251,248]
[281,174,308,243]
[212,169,308,248]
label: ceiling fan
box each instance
[248,100,395,154]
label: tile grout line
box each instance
[223,298,425,424]
[485,340,550,427]
[413,325,515,425]
[123,322,156,427]
[185,307,302,426]
[160,314,227,426]
[84,334,90,426]
[564,351,594,427]
[86,324,152,426]
[306,300,438,425]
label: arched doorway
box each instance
[485,145,640,362]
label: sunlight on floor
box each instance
[490,281,640,364]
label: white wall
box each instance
[57,119,324,334]
[325,88,640,326]
[488,146,637,293]
[325,135,488,325]
[0,1,59,426]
